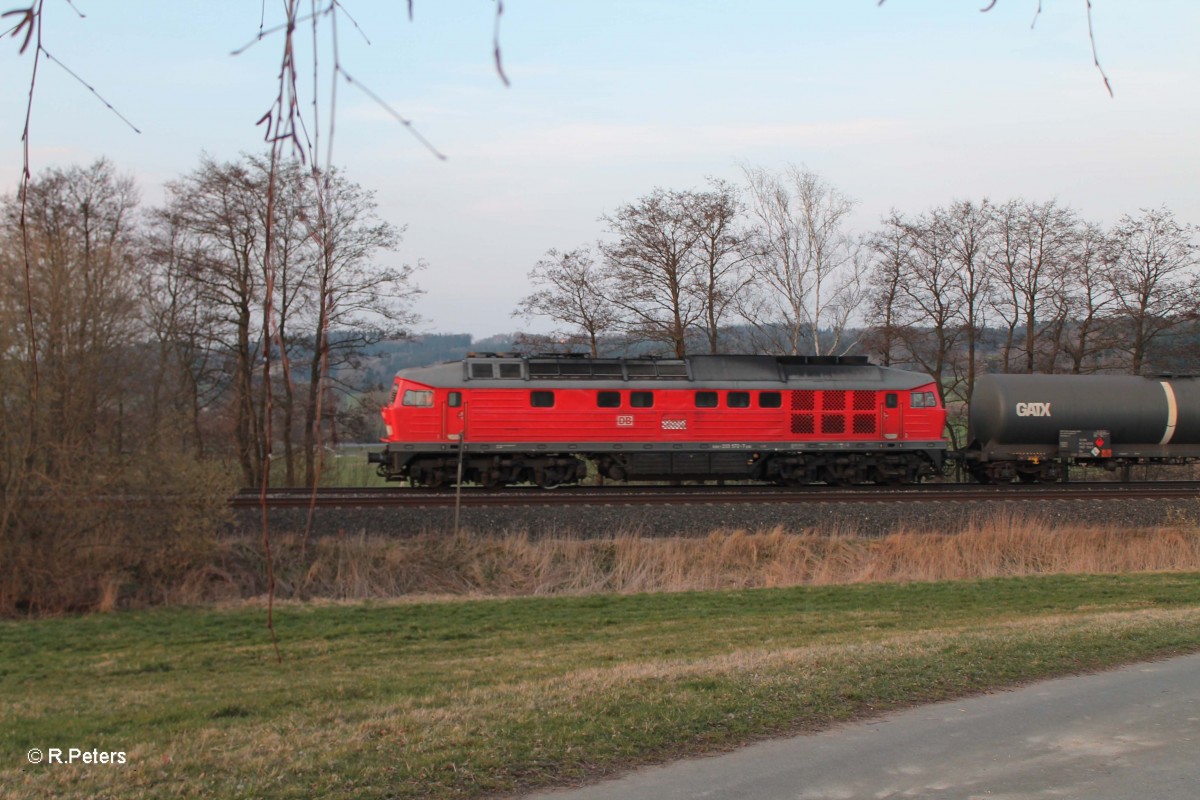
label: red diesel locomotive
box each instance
[368,353,947,487]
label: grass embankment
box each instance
[4,572,1200,799]
[214,517,1200,601]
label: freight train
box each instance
[367,353,1200,487]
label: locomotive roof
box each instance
[395,354,935,391]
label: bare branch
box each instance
[493,0,510,87]
[230,9,321,56]
[2,6,35,52]
[337,67,448,160]
[39,47,141,133]
[332,0,371,46]
[877,0,1111,95]
[1086,0,1113,97]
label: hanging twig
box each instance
[39,47,141,132]
[1085,0,1113,96]
[492,0,509,87]
[336,67,448,160]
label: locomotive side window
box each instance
[727,391,750,408]
[885,393,898,409]
[631,391,655,408]
[402,390,434,407]
[531,391,555,408]
[597,391,621,408]
[759,392,782,408]
[448,392,462,408]
[910,391,937,408]
[695,391,718,408]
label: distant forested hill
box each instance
[350,333,519,389]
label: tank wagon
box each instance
[962,373,1200,483]
[369,353,947,487]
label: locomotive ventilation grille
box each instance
[790,390,878,437]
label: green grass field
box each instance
[4,573,1200,799]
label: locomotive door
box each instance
[443,392,465,441]
[881,392,901,439]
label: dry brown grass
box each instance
[188,511,1200,603]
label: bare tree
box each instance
[687,178,755,354]
[514,247,619,357]
[871,210,966,407]
[932,199,994,399]
[1106,206,1200,373]
[0,160,141,475]
[139,206,228,457]
[0,160,234,614]
[741,165,867,355]
[161,155,272,486]
[862,215,913,367]
[600,188,706,357]
[990,199,1080,373]
[1058,220,1118,373]
[300,168,418,486]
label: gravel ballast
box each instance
[232,496,1200,539]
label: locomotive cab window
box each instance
[885,393,898,409]
[531,391,555,408]
[402,390,434,407]
[631,391,655,408]
[448,392,462,408]
[910,391,937,408]
[727,391,750,408]
[597,391,621,408]
[759,391,782,408]
[695,391,718,408]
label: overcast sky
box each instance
[3,1,1198,338]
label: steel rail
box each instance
[231,481,1200,509]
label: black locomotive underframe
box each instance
[370,441,947,488]
[963,442,1200,484]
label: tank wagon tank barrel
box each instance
[964,373,1200,483]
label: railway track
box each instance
[232,481,1200,509]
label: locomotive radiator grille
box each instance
[791,415,815,434]
[790,390,879,438]
[853,414,877,434]
[821,416,846,434]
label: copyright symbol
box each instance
[27,748,43,764]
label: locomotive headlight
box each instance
[385,424,394,437]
